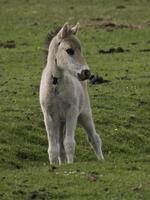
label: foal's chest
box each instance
[48,80,85,117]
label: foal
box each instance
[40,23,104,164]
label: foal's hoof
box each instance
[48,165,57,172]
[97,154,105,161]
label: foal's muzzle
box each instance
[78,69,91,81]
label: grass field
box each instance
[0,0,150,199]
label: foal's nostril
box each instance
[78,69,91,81]
[84,69,91,78]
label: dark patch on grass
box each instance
[88,171,99,175]
[28,189,69,200]
[137,100,149,107]
[132,184,142,192]
[140,49,150,52]
[0,138,7,144]
[131,42,138,45]
[87,19,145,31]
[90,17,104,21]
[98,47,130,54]
[29,191,38,199]
[127,165,140,171]
[103,22,123,29]
[116,5,126,9]
[9,161,23,169]
[0,81,8,86]
[0,40,16,48]
[0,158,5,163]
[12,189,26,195]
[89,74,111,84]
[104,187,109,192]
[0,193,4,198]
[1,176,6,181]
[69,6,74,10]
[31,22,39,26]
[22,179,29,184]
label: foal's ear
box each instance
[71,22,80,34]
[57,22,70,39]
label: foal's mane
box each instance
[44,26,61,64]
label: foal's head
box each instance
[48,23,90,81]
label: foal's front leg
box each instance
[64,111,78,164]
[43,111,59,165]
[79,111,104,160]
[58,122,66,164]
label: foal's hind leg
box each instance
[79,112,104,160]
[43,111,59,165]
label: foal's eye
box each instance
[66,48,74,56]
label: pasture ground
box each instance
[0,0,150,199]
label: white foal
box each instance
[40,23,104,165]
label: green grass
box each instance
[0,0,150,199]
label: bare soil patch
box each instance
[98,47,130,54]
[87,18,146,31]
